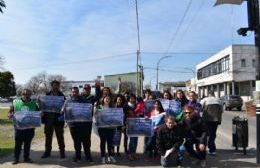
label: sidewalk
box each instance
[0,126,258,168]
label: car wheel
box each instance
[237,106,242,111]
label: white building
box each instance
[195,44,256,101]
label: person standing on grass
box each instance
[94,95,117,164]
[200,91,223,155]
[63,87,94,163]
[41,80,66,159]
[8,89,39,165]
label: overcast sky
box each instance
[0,0,254,88]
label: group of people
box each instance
[8,79,223,168]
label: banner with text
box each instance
[39,96,64,113]
[65,103,93,122]
[127,118,153,137]
[14,111,41,130]
[95,108,124,128]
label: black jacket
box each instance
[156,123,185,155]
[183,116,207,145]
[42,91,65,126]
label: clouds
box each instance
[0,0,253,87]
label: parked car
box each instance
[0,97,8,103]
[220,95,243,111]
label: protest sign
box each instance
[95,108,124,127]
[169,100,182,116]
[13,111,41,129]
[113,129,122,146]
[65,103,93,122]
[159,99,181,117]
[39,96,64,113]
[151,112,166,127]
[126,118,153,137]
[144,100,155,116]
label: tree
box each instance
[25,72,66,95]
[0,0,6,13]
[0,71,16,97]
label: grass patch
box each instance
[0,108,44,158]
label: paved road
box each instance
[0,110,259,168]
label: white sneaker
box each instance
[101,157,106,164]
[108,156,116,163]
[200,160,206,168]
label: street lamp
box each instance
[156,55,173,91]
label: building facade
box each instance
[196,45,256,101]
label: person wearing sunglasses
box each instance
[183,105,207,168]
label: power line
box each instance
[17,52,136,70]
[164,0,193,55]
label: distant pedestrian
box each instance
[201,91,223,155]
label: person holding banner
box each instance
[175,90,188,108]
[95,95,117,164]
[162,90,173,100]
[64,87,94,163]
[41,80,66,159]
[156,115,186,168]
[8,89,39,165]
[187,91,202,117]
[127,94,141,161]
[144,100,165,161]
[113,94,127,156]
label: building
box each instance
[195,44,256,100]
[159,81,187,93]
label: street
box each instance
[0,109,258,167]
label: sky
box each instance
[0,0,254,89]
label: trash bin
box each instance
[232,116,248,155]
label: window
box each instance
[253,59,256,67]
[241,59,246,67]
[197,55,230,80]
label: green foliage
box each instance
[0,71,16,97]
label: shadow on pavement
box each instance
[0,149,259,168]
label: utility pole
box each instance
[135,0,141,96]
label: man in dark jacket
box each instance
[183,105,207,167]
[201,91,223,155]
[156,115,185,167]
[64,86,94,163]
[41,80,66,159]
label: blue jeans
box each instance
[129,137,138,154]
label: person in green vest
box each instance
[8,89,39,165]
